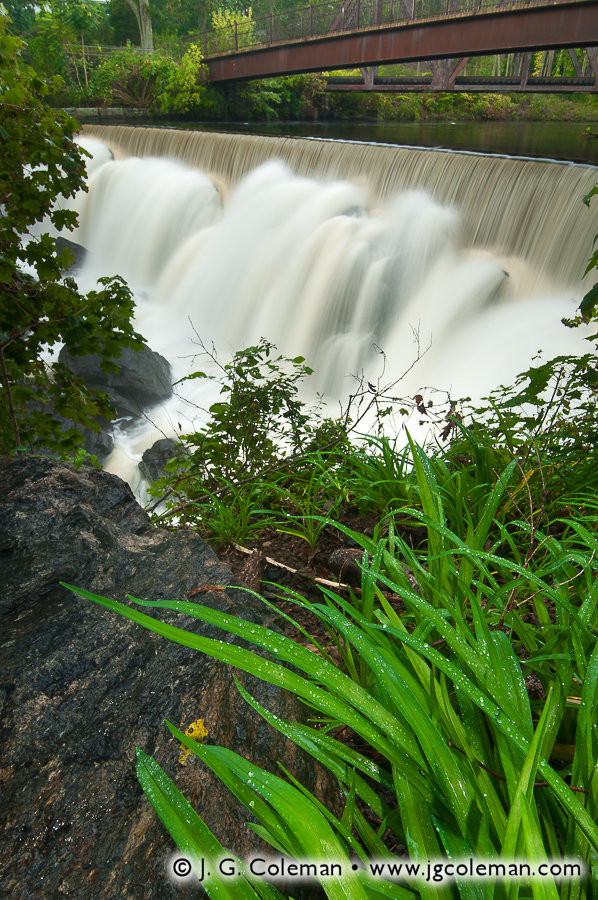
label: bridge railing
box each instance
[196,0,551,56]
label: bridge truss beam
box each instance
[207,0,598,84]
[325,75,598,91]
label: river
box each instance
[76,123,598,488]
[179,120,598,165]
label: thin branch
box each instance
[0,346,21,449]
[449,742,588,793]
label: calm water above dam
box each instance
[181,120,598,165]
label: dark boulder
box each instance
[139,437,180,483]
[24,391,114,462]
[56,236,87,273]
[0,457,339,899]
[58,413,114,461]
[59,344,173,419]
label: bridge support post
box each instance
[519,52,532,88]
[568,49,582,76]
[586,47,598,89]
[449,56,469,86]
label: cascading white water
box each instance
[67,129,598,488]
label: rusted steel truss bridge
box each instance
[198,0,598,91]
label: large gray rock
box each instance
[56,236,87,273]
[139,437,180,483]
[59,344,173,419]
[0,456,338,899]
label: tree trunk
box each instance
[568,48,582,76]
[543,49,554,77]
[430,59,451,89]
[124,0,154,50]
[359,66,378,89]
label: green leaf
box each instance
[136,748,276,898]
[579,282,598,319]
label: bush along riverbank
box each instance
[62,70,598,125]
[38,40,598,124]
[66,235,598,896]
[327,90,598,123]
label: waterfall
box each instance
[71,126,598,487]
[82,124,598,288]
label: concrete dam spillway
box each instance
[74,125,598,486]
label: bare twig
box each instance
[449,742,588,793]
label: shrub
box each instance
[66,462,598,896]
[87,45,176,108]
[158,43,209,115]
[209,7,255,54]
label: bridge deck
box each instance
[204,0,598,85]
[326,75,597,92]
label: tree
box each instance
[1,1,37,35]
[123,0,153,49]
[21,0,111,91]
[0,12,145,455]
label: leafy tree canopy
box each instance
[1,1,38,35]
[0,12,145,455]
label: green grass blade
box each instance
[62,584,429,788]
[136,748,279,899]
[174,741,372,900]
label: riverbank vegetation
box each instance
[4,2,598,123]
[0,15,144,456]
[69,313,598,897]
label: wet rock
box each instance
[327,548,364,586]
[0,456,340,899]
[59,344,173,419]
[56,236,87,273]
[139,438,180,483]
[58,414,114,461]
[25,391,114,462]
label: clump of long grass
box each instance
[65,426,598,899]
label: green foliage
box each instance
[87,45,176,108]
[136,747,288,899]
[2,1,37,35]
[221,73,332,122]
[187,479,279,544]
[24,0,111,84]
[107,0,139,45]
[326,89,598,125]
[57,72,598,897]
[150,338,347,538]
[185,339,317,478]
[157,42,208,114]
[66,488,598,895]
[0,14,144,454]
[576,184,598,322]
[51,0,108,38]
[210,7,255,53]
[65,307,598,894]
[268,459,344,549]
